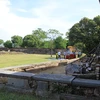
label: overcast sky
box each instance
[0,0,100,41]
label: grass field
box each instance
[0,53,56,99]
[0,54,55,68]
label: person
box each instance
[56,52,58,59]
[58,51,61,59]
[75,51,78,58]
[78,51,82,57]
[63,51,66,59]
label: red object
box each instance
[66,54,76,59]
[66,55,69,59]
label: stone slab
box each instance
[72,78,100,87]
[32,74,75,84]
[0,71,35,79]
[7,78,30,89]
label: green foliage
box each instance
[94,15,100,26]
[23,34,35,47]
[23,28,47,48]
[40,41,50,48]
[68,16,100,53]
[47,29,63,57]
[74,42,85,51]
[32,28,47,40]
[32,28,47,48]
[4,40,12,48]
[0,39,4,45]
[54,36,67,49]
[11,35,23,47]
[47,29,62,40]
[1,28,67,49]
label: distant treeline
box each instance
[0,15,100,53]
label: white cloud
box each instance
[80,8,100,19]
[0,0,40,41]
[0,0,100,41]
[17,8,28,12]
[31,1,73,36]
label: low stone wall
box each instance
[0,71,100,100]
[0,47,65,54]
[0,71,34,93]
[0,57,100,99]
[7,59,69,72]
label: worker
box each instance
[58,51,61,59]
[56,52,58,59]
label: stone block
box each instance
[6,78,30,89]
[35,81,49,97]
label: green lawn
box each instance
[0,54,55,68]
[0,54,56,99]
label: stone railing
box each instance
[0,70,100,100]
[0,57,100,100]
[0,47,66,54]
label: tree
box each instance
[47,29,62,57]
[11,35,23,47]
[0,39,4,44]
[23,34,35,47]
[93,15,100,42]
[4,40,12,48]
[54,36,67,49]
[32,28,47,48]
[74,42,85,52]
[47,29,62,39]
[23,28,47,48]
[0,39,4,45]
[67,16,99,53]
[40,41,50,48]
[0,39,4,47]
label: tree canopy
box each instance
[67,15,100,53]
[32,28,47,48]
[4,40,12,48]
[0,39,4,45]
[11,35,23,47]
[23,34,35,47]
[54,36,67,49]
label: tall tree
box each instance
[4,40,12,48]
[11,35,23,47]
[47,29,62,57]
[68,16,99,53]
[23,34,35,47]
[0,39,4,45]
[54,36,67,49]
[32,28,47,48]
[93,15,100,43]
[40,41,51,48]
